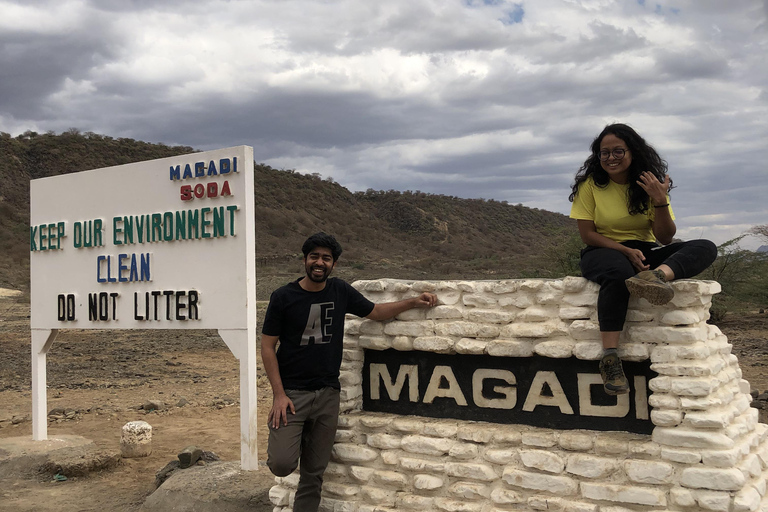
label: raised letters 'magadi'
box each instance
[364,350,655,434]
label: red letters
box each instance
[180,180,232,201]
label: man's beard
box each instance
[305,264,331,283]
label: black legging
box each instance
[580,239,717,331]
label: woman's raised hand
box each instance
[637,171,670,206]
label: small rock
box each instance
[143,400,165,412]
[178,446,203,469]
[176,398,189,408]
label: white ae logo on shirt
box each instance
[300,302,335,346]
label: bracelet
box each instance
[654,203,669,208]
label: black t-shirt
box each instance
[262,277,375,390]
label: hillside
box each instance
[0,130,575,295]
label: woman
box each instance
[569,123,717,395]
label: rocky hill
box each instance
[0,130,576,294]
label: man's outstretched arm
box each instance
[366,292,438,321]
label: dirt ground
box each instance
[0,293,766,511]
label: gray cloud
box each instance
[1,0,766,249]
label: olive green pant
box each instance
[267,387,340,512]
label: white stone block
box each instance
[628,441,661,458]
[121,420,152,458]
[423,422,458,438]
[490,487,523,504]
[528,496,565,510]
[559,307,592,320]
[625,309,654,322]
[395,494,434,509]
[372,470,408,489]
[483,448,518,464]
[580,482,667,507]
[399,456,445,473]
[572,342,604,360]
[563,502,598,512]
[533,339,574,358]
[568,320,600,340]
[448,481,490,499]
[501,468,578,495]
[427,305,464,319]
[651,409,683,427]
[691,490,732,512]
[502,322,566,338]
[660,447,702,464]
[445,462,498,481]
[467,309,516,324]
[413,474,444,490]
[617,343,650,361]
[358,335,393,350]
[623,460,675,484]
[458,426,495,443]
[558,432,594,451]
[269,485,291,506]
[653,427,735,449]
[401,435,455,456]
[562,277,587,293]
[332,444,379,463]
[536,282,564,304]
[566,454,618,478]
[680,467,746,490]
[684,408,734,429]
[323,482,360,497]
[740,453,763,479]
[486,339,535,358]
[670,487,697,507]
[349,465,374,482]
[396,308,429,321]
[594,438,629,455]
[433,498,484,512]
[384,320,435,337]
[449,442,479,459]
[392,335,414,351]
[455,337,487,354]
[412,336,456,353]
[392,416,424,434]
[380,450,399,465]
[661,310,701,326]
[366,433,402,450]
[563,290,598,307]
[360,415,393,429]
[522,431,558,447]
[734,486,761,512]
[648,394,681,409]
[360,319,386,334]
[499,293,534,308]
[670,376,718,396]
[520,449,566,474]
[435,321,500,338]
[491,281,521,294]
[360,485,396,506]
[492,430,523,445]
[463,294,497,308]
[517,306,556,322]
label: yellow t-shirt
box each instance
[569,176,674,243]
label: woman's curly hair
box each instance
[569,123,672,215]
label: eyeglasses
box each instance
[598,148,627,161]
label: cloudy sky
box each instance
[2,0,766,248]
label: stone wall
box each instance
[269,278,768,512]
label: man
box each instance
[261,232,437,511]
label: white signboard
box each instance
[30,146,255,330]
[29,146,259,469]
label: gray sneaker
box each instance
[599,353,629,395]
[626,269,674,305]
